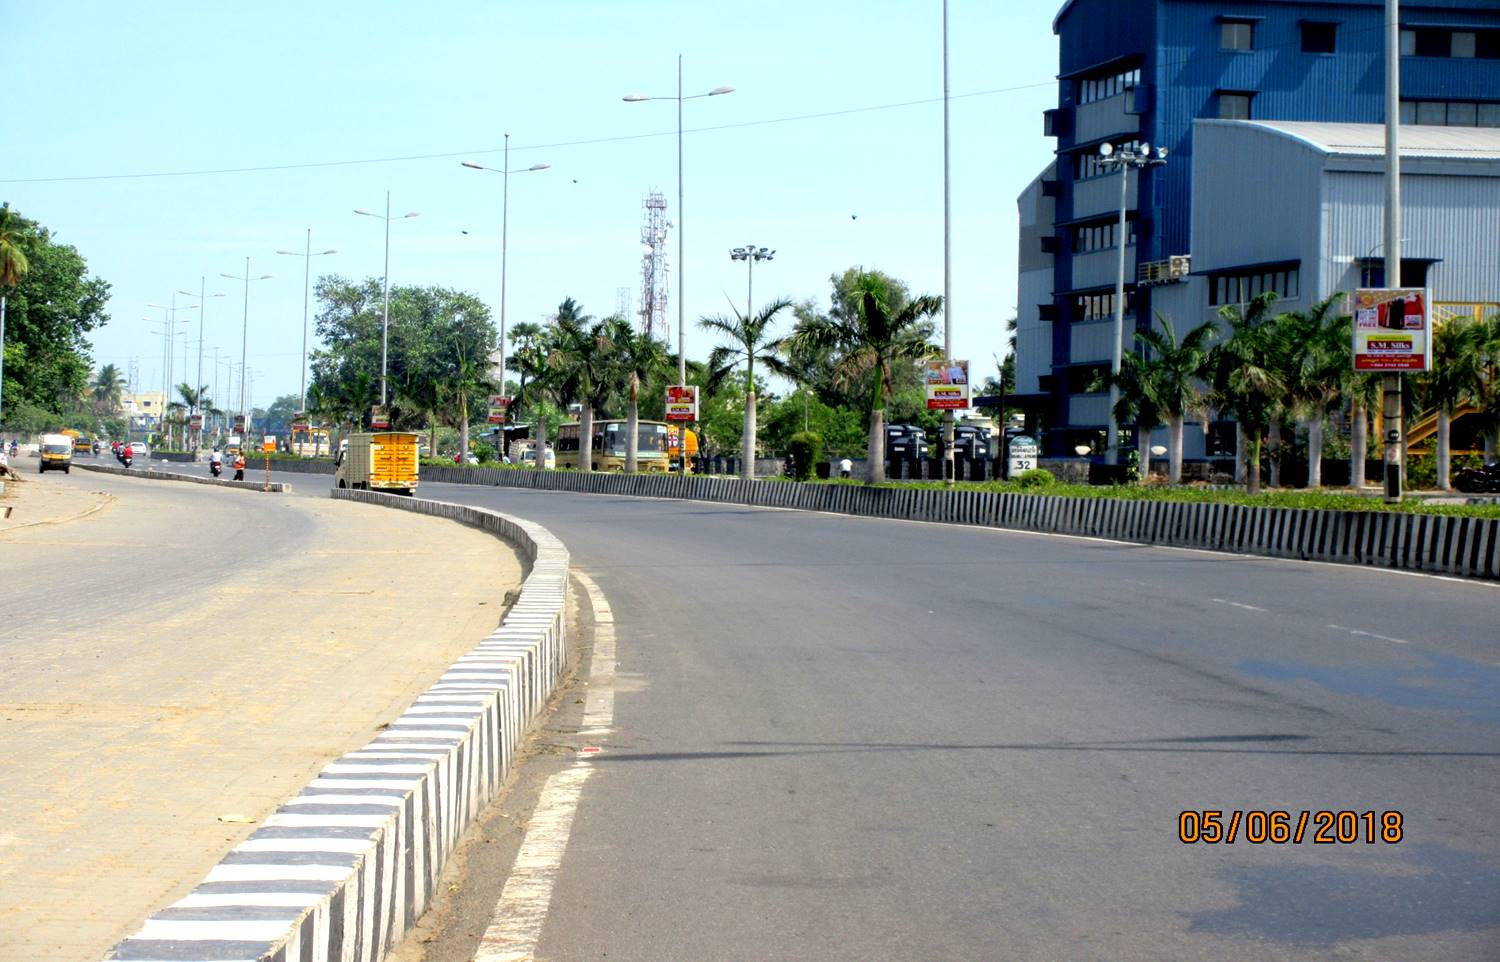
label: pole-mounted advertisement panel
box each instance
[1353,288,1431,372]
[486,395,511,425]
[665,385,698,422]
[925,359,970,410]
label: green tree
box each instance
[91,363,127,417]
[1101,344,1164,480]
[700,297,794,480]
[1132,314,1216,483]
[548,299,614,472]
[0,204,32,423]
[1422,317,1489,490]
[1207,293,1285,495]
[783,271,942,483]
[1273,298,1349,487]
[603,316,671,473]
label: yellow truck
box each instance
[39,433,74,473]
[334,432,419,495]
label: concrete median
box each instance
[103,490,569,962]
[76,461,291,493]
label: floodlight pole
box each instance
[1382,0,1403,503]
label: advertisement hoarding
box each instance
[262,435,276,453]
[486,395,511,426]
[233,415,246,432]
[188,414,204,429]
[370,405,390,429]
[665,385,698,422]
[925,359,971,410]
[1352,289,1431,372]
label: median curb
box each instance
[76,461,291,493]
[104,490,569,962]
[258,457,1500,580]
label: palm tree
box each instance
[1133,314,1216,483]
[509,324,556,463]
[700,297,794,480]
[1347,372,1382,489]
[0,204,32,421]
[1102,352,1164,480]
[1422,317,1488,490]
[549,299,614,472]
[1275,298,1348,487]
[783,272,942,484]
[1207,292,1285,495]
[604,317,671,473]
[175,383,214,449]
[91,364,127,416]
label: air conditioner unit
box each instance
[1169,255,1191,277]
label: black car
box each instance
[1453,461,1500,494]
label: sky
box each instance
[4,0,1061,412]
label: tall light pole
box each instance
[624,60,735,394]
[1097,141,1168,466]
[462,140,550,397]
[355,194,420,410]
[177,282,224,447]
[1383,0,1404,503]
[729,244,773,320]
[276,232,337,413]
[147,298,197,412]
[941,0,957,485]
[220,259,273,426]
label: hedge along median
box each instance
[76,460,291,493]
[260,457,1500,580]
[104,490,569,962]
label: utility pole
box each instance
[1382,0,1404,502]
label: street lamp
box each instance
[177,282,225,447]
[220,260,273,424]
[728,244,774,321]
[276,233,337,413]
[355,194,420,410]
[623,58,734,395]
[147,298,198,414]
[1097,140,1168,466]
[462,138,550,397]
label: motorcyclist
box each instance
[210,450,224,476]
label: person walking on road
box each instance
[232,452,246,481]
[839,457,853,479]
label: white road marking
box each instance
[472,569,616,962]
[1328,624,1410,645]
[1211,598,1267,612]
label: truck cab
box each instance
[335,432,419,495]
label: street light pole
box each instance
[1097,141,1168,467]
[942,0,955,486]
[461,144,550,400]
[624,61,734,471]
[277,231,337,413]
[729,244,774,321]
[220,259,273,427]
[176,281,224,447]
[1383,0,1403,503]
[355,197,419,412]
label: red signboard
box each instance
[665,385,698,422]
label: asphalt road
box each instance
[236,468,1500,959]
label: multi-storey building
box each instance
[1014,0,1500,457]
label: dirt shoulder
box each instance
[0,466,115,532]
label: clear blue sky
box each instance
[4,0,1060,411]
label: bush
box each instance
[1016,468,1055,489]
[786,431,823,481]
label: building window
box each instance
[1359,260,1432,289]
[1074,139,1140,179]
[1209,265,1299,306]
[1217,92,1253,120]
[1221,20,1255,51]
[1401,27,1500,59]
[1072,220,1136,254]
[1074,292,1133,321]
[1301,22,1337,54]
[1402,99,1500,127]
[1077,66,1141,106]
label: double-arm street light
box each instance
[728,244,774,320]
[147,297,198,413]
[623,59,734,390]
[355,194,420,408]
[176,282,225,441]
[220,259,273,423]
[276,232,337,412]
[462,137,550,393]
[1097,140,1168,466]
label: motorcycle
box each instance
[121,452,133,469]
[1453,461,1500,494]
[210,460,222,478]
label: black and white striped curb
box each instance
[258,458,1500,581]
[76,461,291,493]
[103,489,569,962]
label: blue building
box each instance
[1014,0,1500,457]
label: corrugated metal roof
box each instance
[1233,120,1500,159]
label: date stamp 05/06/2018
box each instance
[1179,810,1404,845]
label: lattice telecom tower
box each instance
[639,191,671,342]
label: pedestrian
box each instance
[839,456,853,479]
[0,444,15,480]
[232,452,246,481]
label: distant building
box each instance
[122,391,166,428]
[1014,0,1500,457]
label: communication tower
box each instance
[639,191,671,343]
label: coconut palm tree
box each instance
[783,272,942,484]
[91,364,127,416]
[700,297,794,481]
[1134,314,1216,483]
[1207,292,1285,495]
[1101,351,1164,480]
[0,204,32,421]
[1274,298,1348,487]
[1422,317,1489,490]
[604,317,671,473]
[175,383,213,448]
[549,300,614,472]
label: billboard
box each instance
[370,405,390,429]
[925,359,970,410]
[665,385,698,422]
[1353,289,1430,372]
[487,395,511,426]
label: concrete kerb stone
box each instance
[76,460,290,493]
[103,487,570,962]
